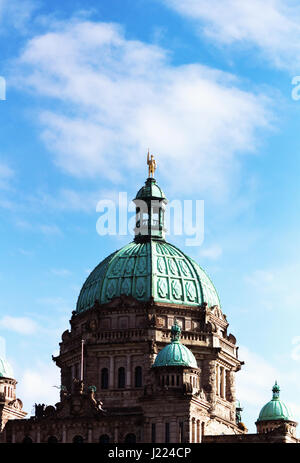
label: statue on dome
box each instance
[147,150,157,178]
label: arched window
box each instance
[73,435,84,444]
[99,434,110,444]
[135,366,142,388]
[118,367,125,389]
[101,368,109,389]
[22,436,33,444]
[124,433,136,443]
[47,436,58,444]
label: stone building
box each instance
[0,358,27,433]
[0,173,298,443]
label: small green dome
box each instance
[76,240,220,313]
[135,177,166,200]
[257,382,294,422]
[153,321,198,368]
[0,358,14,379]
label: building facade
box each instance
[0,359,27,434]
[0,172,298,443]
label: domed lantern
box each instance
[151,321,200,394]
[256,381,297,436]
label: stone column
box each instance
[62,425,66,443]
[109,356,114,388]
[88,427,93,443]
[220,367,225,399]
[36,426,40,443]
[156,419,164,443]
[191,418,196,443]
[215,363,220,396]
[143,420,150,443]
[126,355,131,388]
[196,420,200,443]
[170,418,178,443]
[205,360,217,409]
[114,426,119,443]
[226,370,236,402]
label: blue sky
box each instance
[1,0,300,432]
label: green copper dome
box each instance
[153,321,198,368]
[76,177,220,313]
[76,240,220,313]
[257,382,294,422]
[0,358,14,379]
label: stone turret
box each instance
[0,357,26,437]
[256,381,297,437]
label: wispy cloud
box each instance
[15,219,62,236]
[39,224,62,236]
[14,19,272,198]
[0,161,14,189]
[18,361,60,412]
[0,316,38,335]
[51,268,72,277]
[26,188,107,213]
[237,345,300,433]
[163,0,300,71]
[245,264,300,309]
[0,0,37,33]
[199,244,222,260]
[36,296,73,314]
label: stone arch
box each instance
[99,434,110,443]
[47,435,58,444]
[22,436,33,443]
[73,435,84,444]
[124,433,136,443]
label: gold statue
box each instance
[147,150,157,178]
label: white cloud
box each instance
[245,264,300,309]
[0,0,36,32]
[291,336,300,361]
[27,188,109,213]
[237,345,300,433]
[39,224,62,236]
[163,0,300,71]
[237,346,278,407]
[0,316,38,335]
[199,244,222,260]
[0,161,14,189]
[36,297,73,315]
[18,362,60,413]
[51,268,72,277]
[15,219,62,236]
[14,19,272,198]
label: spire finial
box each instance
[272,380,280,399]
[171,318,181,342]
[147,149,157,178]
